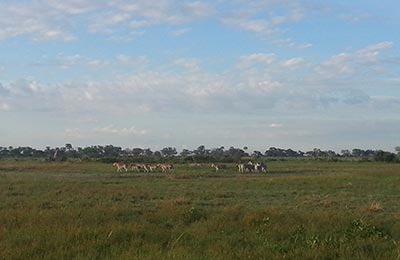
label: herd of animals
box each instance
[112,161,268,173]
[112,162,174,173]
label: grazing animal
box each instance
[113,162,128,172]
[255,162,267,173]
[243,162,255,172]
[136,163,149,173]
[262,162,268,172]
[238,161,265,173]
[158,163,173,172]
[237,163,245,172]
[211,163,226,172]
[130,163,142,172]
[147,164,158,172]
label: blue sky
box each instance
[0,0,399,152]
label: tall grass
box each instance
[1,160,400,259]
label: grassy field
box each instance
[1,159,400,259]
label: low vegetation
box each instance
[1,160,400,259]
[1,144,399,163]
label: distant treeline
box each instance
[0,144,399,163]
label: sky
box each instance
[0,0,399,152]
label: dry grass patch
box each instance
[367,202,384,213]
[172,197,192,206]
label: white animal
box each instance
[147,164,158,172]
[136,163,149,173]
[211,163,226,172]
[244,162,255,172]
[237,163,245,172]
[129,163,141,172]
[255,162,267,173]
[157,163,173,172]
[113,162,128,172]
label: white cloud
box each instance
[238,53,277,68]
[226,18,271,33]
[94,125,147,136]
[38,30,75,41]
[105,13,132,25]
[281,57,306,69]
[108,0,213,30]
[64,128,85,139]
[53,54,146,70]
[0,1,77,41]
[0,102,10,112]
[274,38,313,50]
[0,0,380,47]
[0,42,398,118]
[271,8,305,24]
[242,53,277,64]
[114,55,148,67]
[9,80,45,96]
[0,0,213,40]
[87,60,110,68]
[269,123,283,128]
[184,1,214,17]
[220,1,312,47]
[255,80,283,93]
[316,41,394,78]
[356,41,393,64]
[298,43,313,49]
[46,0,100,15]
[64,125,148,140]
[129,20,152,29]
[318,53,354,76]
[57,54,84,69]
[84,91,94,101]
[170,27,192,36]
[173,58,201,71]
[0,83,9,96]
[341,12,376,22]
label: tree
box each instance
[194,145,208,156]
[180,149,192,157]
[285,149,300,157]
[131,148,144,157]
[65,143,73,151]
[226,146,248,160]
[160,147,177,157]
[104,145,122,157]
[341,149,351,157]
[252,151,263,158]
[142,148,153,157]
[374,150,396,162]
[352,149,364,157]
[265,147,286,157]
[210,147,225,158]
[326,150,338,157]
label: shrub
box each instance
[373,151,397,162]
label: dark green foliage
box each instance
[1,145,400,164]
[373,150,397,162]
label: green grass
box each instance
[1,160,400,259]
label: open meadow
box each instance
[1,159,400,259]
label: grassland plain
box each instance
[0,160,400,259]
